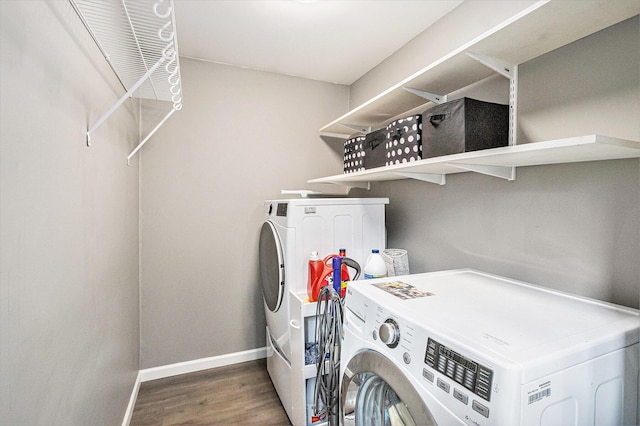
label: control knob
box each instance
[379,319,400,348]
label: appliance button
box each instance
[422,368,434,383]
[472,400,490,418]
[437,378,450,393]
[425,353,435,365]
[403,352,411,364]
[453,388,469,405]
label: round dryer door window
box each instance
[342,350,437,426]
[259,221,285,312]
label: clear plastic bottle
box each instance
[364,249,387,279]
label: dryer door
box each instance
[259,221,285,312]
[342,350,437,426]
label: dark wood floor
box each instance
[130,359,292,425]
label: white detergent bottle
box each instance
[364,249,387,279]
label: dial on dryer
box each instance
[379,319,400,348]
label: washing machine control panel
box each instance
[425,338,493,402]
[378,319,400,348]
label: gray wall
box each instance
[1,2,140,425]
[352,16,640,309]
[139,58,348,368]
[139,10,640,371]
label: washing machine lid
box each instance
[342,350,436,426]
[349,270,640,362]
[259,221,285,312]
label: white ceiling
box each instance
[173,0,462,85]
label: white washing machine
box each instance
[341,269,640,426]
[258,197,388,425]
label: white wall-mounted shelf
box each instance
[320,0,640,138]
[309,135,640,188]
[70,0,183,163]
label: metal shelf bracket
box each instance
[403,87,448,104]
[127,106,177,165]
[340,123,372,134]
[446,163,516,181]
[87,56,166,146]
[346,181,371,190]
[393,172,446,185]
[72,0,183,160]
[466,52,514,79]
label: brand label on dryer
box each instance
[527,380,552,405]
[304,207,316,214]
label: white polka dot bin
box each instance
[344,114,424,173]
[384,114,423,166]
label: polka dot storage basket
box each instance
[384,114,423,166]
[343,135,366,173]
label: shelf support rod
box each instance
[86,55,166,146]
[127,106,177,165]
[467,52,518,145]
[446,163,516,181]
[393,172,446,185]
[509,65,519,146]
[403,87,448,104]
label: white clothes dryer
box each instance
[258,197,388,425]
[341,269,639,426]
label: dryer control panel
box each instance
[425,338,493,402]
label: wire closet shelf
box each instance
[69,0,183,164]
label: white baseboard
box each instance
[138,347,268,382]
[121,371,142,426]
[122,347,268,425]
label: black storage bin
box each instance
[363,128,388,169]
[422,98,509,158]
[343,135,366,173]
[385,114,422,166]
